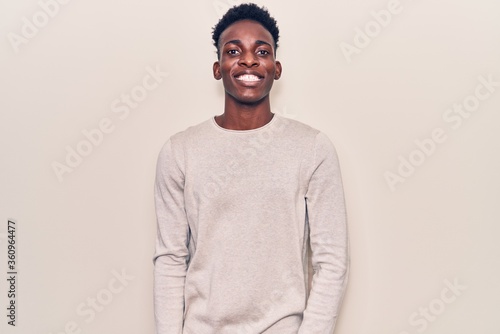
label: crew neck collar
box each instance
[211,113,279,133]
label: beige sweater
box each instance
[153,114,349,334]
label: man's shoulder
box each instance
[277,115,321,139]
[277,116,338,154]
[170,117,213,143]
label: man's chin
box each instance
[227,93,269,106]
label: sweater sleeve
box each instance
[153,139,190,334]
[298,132,349,334]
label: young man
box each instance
[153,3,349,333]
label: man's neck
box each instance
[216,97,274,130]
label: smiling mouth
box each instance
[235,74,263,82]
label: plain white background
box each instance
[1,0,499,333]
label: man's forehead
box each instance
[219,19,274,44]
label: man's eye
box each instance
[257,50,270,55]
[227,50,239,55]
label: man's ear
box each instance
[274,60,282,80]
[213,61,222,80]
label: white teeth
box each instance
[236,74,261,81]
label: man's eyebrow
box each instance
[224,39,241,46]
[223,39,273,47]
[255,40,272,47]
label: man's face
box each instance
[213,19,282,105]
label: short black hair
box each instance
[212,3,280,59]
